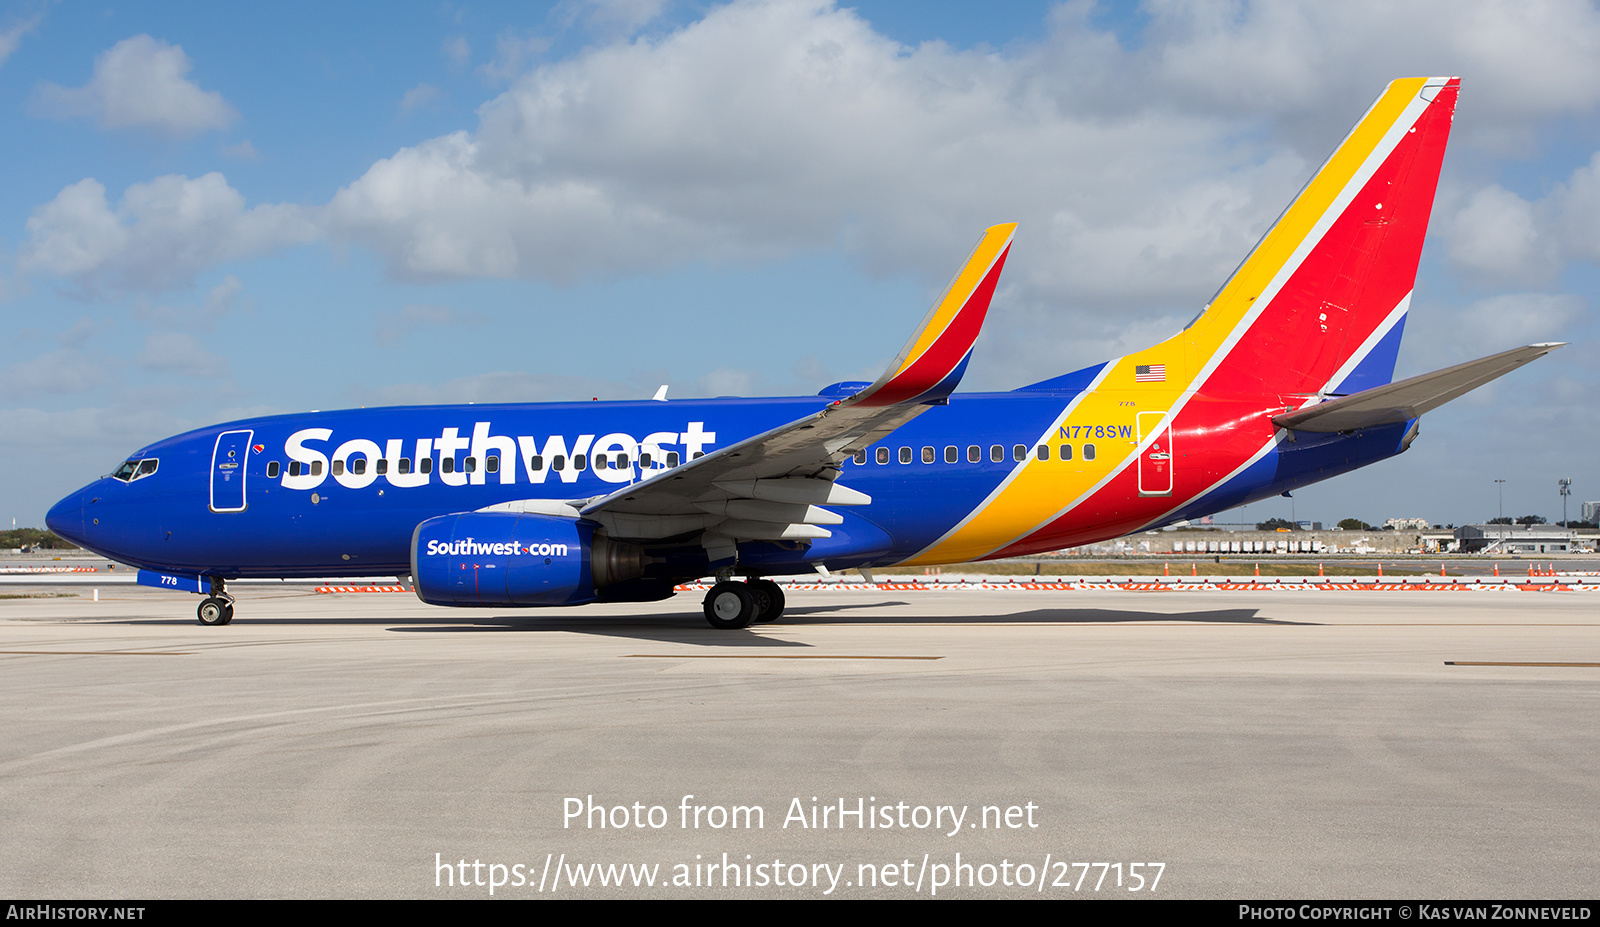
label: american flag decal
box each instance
[1135,364,1166,382]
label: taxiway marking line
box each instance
[0,650,192,656]
[1445,661,1600,667]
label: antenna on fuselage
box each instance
[652,385,669,401]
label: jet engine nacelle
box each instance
[410,512,643,607]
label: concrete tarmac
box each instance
[1,585,1596,899]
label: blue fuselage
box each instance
[46,386,1411,580]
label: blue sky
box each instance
[2,0,1596,530]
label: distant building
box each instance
[1455,523,1577,554]
[1582,501,1600,524]
[1385,517,1431,530]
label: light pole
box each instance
[1559,478,1571,528]
[1495,479,1506,554]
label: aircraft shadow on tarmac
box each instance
[81,602,1310,646]
[379,602,1311,645]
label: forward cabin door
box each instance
[210,430,254,513]
[1137,412,1173,496]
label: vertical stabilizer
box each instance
[903,78,1463,565]
[1187,76,1460,401]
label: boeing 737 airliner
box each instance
[47,77,1561,628]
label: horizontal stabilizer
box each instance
[1272,343,1564,433]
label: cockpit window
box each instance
[112,458,159,483]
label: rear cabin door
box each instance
[210,430,253,513]
[1137,412,1173,497]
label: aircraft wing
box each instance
[567,223,1016,551]
[1272,342,1565,433]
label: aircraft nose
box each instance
[46,487,88,548]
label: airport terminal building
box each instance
[1454,524,1583,554]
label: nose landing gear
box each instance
[196,597,234,626]
[196,577,235,626]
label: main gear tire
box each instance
[750,579,785,623]
[703,582,758,630]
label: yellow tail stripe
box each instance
[1184,78,1425,356]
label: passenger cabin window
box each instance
[351,459,366,476]
[1084,444,1096,460]
[464,457,476,473]
[375,459,388,475]
[990,445,1003,462]
[667,451,680,467]
[529,455,544,471]
[944,446,958,463]
[419,458,433,474]
[1012,445,1026,462]
[1059,444,1072,460]
[574,454,587,471]
[486,456,499,473]
[310,461,323,476]
[967,445,980,463]
[398,458,412,474]
[640,453,652,468]
[921,446,934,464]
[852,450,866,465]
[332,460,345,477]
[876,447,890,465]
[552,455,566,471]
[1037,445,1049,461]
[898,447,912,464]
[266,461,280,478]
[441,457,454,474]
[289,461,302,477]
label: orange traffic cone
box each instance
[1318,562,1324,577]
[1163,562,1170,576]
[1191,563,1197,576]
[1254,563,1260,577]
[1377,562,1383,577]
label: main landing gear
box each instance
[196,577,235,626]
[702,578,785,630]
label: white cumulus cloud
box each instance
[1448,184,1559,283]
[18,0,1600,367]
[0,9,44,68]
[19,175,318,294]
[32,35,237,136]
[318,0,1600,317]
